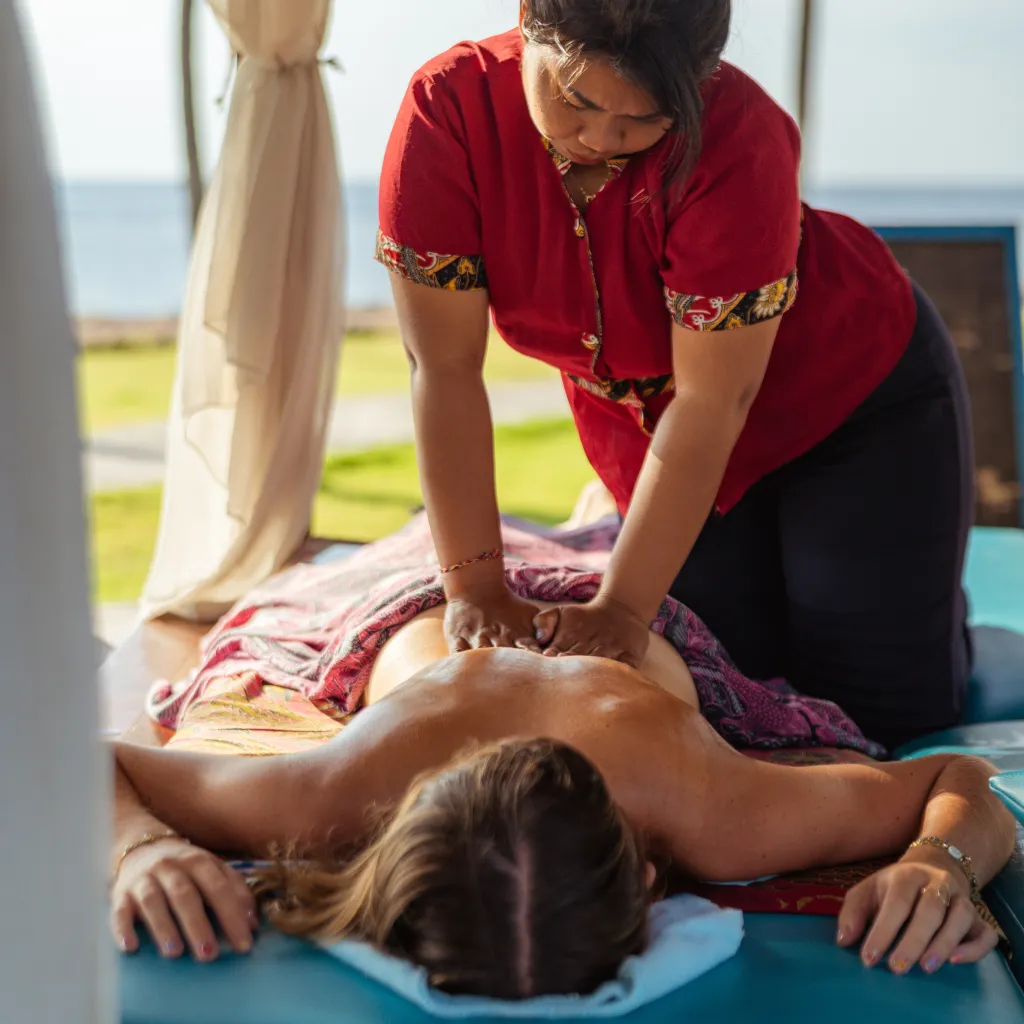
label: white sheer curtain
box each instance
[142,0,344,622]
[1,2,111,1019]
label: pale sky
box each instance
[15,0,1024,186]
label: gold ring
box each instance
[921,883,952,908]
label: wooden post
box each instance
[182,0,203,230]
[797,0,817,133]
[0,2,112,1021]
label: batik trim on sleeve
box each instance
[374,230,488,291]
[665,269,798,331]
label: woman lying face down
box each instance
[267,738,654,999]
[111,604,1015,997]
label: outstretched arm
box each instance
[112,688,442,858]
[110,740,336,961]
[668,746,1015,974]
[109,701,428,961]
[113,741,316,857]
[679,751,1013,886]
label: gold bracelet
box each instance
[113,830,186,880]
[907,837,1011,954]
[907,836,981,901]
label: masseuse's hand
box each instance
[110,835,258,962]
[537,596,650,668]
[836,850,999,974]
[444,583,544,653]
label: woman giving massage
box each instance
[109,522,1014,997]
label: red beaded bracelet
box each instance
[440,547,503,575]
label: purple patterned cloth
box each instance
[147,514,884,757]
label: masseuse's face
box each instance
[521,42,674,165]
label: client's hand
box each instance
[537,596,650,668]
[444,584,543,653]
[836,852,998,974]
[110,835,258,962]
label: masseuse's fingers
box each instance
[533,608,560,647]
[512,619,542,653]
[493,625,521,649]
[562,642,593,656]
[614,649,640,669]
[884,884,953,973]
[504,628,541,653]
[543,619,577,657]
[450,635,471,653]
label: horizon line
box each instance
[53,176,1024,192]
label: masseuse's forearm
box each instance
[902,756,1016,889]
[411,366,505,595]
[601,393,745,622]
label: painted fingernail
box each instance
[247,911,260,928]
[199,941,217,959]
[117,936,130,953]
[835,927,846,944]
[236,938,252,953]
[163,940,181,956]
[950,954,964,965]
[862,949,880,967]
[890,958,909,974]
[924,957,942,974]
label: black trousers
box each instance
[669,282,974,753]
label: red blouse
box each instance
[376,30,916,515]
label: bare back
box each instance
[320,606,713,854]
[114,603,989,892]
[365,602,700,708]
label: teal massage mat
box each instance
[966,529,1024,636]
[118,914,1023,1024]
[964,529,1024,723]
[118,527,1024,1021]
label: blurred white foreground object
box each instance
[0,1,111,1020]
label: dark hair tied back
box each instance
[522,0,732,193]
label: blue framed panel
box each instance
[875,225,1024,527]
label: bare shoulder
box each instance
[568,689,720,846]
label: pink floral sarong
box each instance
[147,514,884,757]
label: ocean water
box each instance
[55,180,393,318]
[54,180,1024,319]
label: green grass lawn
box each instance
[91,418,595,602]
[79,329,557,434]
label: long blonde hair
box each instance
[255,738,650,999]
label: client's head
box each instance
[262,738,651,999]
